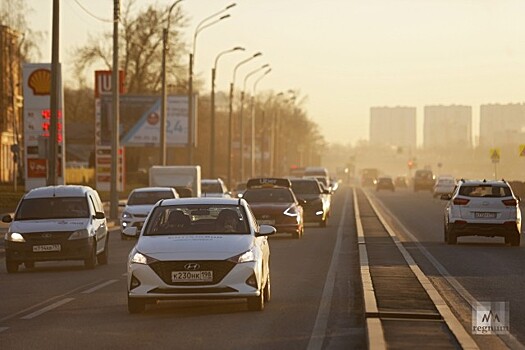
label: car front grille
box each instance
[149,260,236,286]
[22,231,73,244]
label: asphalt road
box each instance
[371,187,525,349]
[0,187,365,350]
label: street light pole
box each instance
[188,3,235,165]
[161,0,183,166]
[210,46,244,179]
[227,52,262,189]
[240,64,269,182]
[250,68,271,178]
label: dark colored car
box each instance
[289,178,330,227]
[242,178,304,239]
[414,169,435,192]
[375,176,395,192]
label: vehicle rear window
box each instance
[128,191,174,205]
[201,182,222,193]
[291,181,320,194]
[15,197,90,220]
[458,185,511,197]
[243,188,294,203]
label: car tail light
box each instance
[502,199,518,206]
[453,198,470,205]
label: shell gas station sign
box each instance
[22,63,65,190]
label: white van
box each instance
[2,185,109,273]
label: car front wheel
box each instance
[6,259,19,273]
[128,297,146,314]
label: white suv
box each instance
[441,179,522,246]
[120,187,179,239]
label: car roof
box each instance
[458,179,508,186]
[201,179,222,183]
[24,185,94,199]
[158,197,242,206]
[131,187,175,193]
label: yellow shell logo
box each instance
[28,69,52,95]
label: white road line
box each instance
[20,298,75,320]
[306,188,348,350]
[364,191,479,350]
[369,194,525,350]
[0,327,9,333]
[81,279,118,294]
[354,188,385,350]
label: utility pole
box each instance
[110,0,120,220]
[47,0,59,186]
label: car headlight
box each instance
[122,211,132,219]
[284,206,299,217]
[69,229,91,240]
[228,248,256,263]
[129,250,156,265]
[5,232,25,243]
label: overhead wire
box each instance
[73,0,116,23]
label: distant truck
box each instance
[149,166,201,198]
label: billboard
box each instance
[22,63,65,190]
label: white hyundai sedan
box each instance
[124,197,275,314]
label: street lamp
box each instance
[227,52,262,189]
[188,3,235,165]
[250,68,271,178]
[210,46,244,178]
[160,0,183,166]
[239,64,269,182]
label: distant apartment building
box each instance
[423,105,472,149]
[369,106,416,150]
[479,103,525,147]
[0,25,23,183]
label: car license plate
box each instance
[474,212,497,218]
[259,219,275,225]
[33,244,61,252]
[172,270,213,282]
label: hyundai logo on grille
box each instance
[184,263,200,271]
[261,215,271,219]
[41,233,52,238]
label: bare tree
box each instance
[0,0,44,61]
[73,0,188,93]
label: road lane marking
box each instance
[20,298,75,320]
[368,193,525,350]
[354,188,385,350]
[364,191,479,350]
[0,280,109,323]
[81,279,118,294]
[306,188,348,350]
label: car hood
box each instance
[294,194,322,202]
[135,234,255,260]
[9,219,91,233]
[124,204,155,215]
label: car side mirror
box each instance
[256,224,276,237]
[2,214,12,223]
[93,211,106,220]
[123,226,139,237]
[516,196,521,202]
[440,194,452,201]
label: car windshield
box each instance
[15,197,90,220]
[128,191,174,205]
[458,185,511,198]
[242,188,294,203]
[143,205,249,235]
[291,181,321,194]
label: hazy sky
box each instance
[24,0,525,145]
